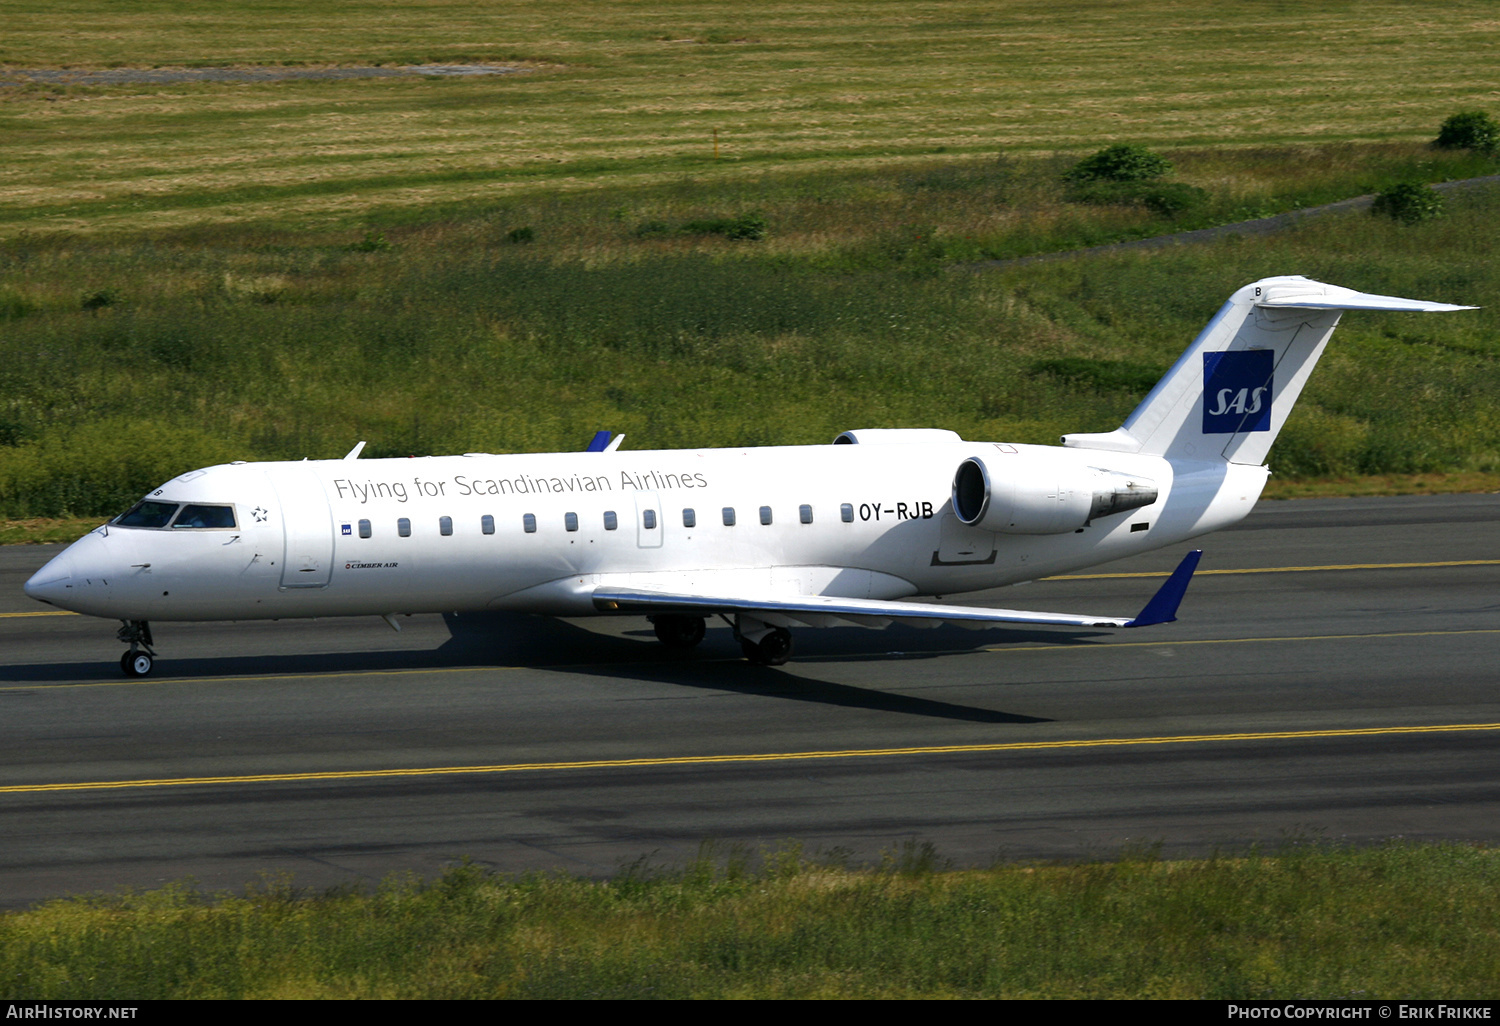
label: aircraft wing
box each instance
[593,550,1202,630]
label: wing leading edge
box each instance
[593,550,1202,631]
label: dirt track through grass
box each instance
[1,64,528,86]
[974,172,1500,268]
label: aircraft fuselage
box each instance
[25,443,1262,623]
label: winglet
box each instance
[1124,549,1202,627]
[584,431,612,453]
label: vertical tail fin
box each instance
[1062,276,1474,465]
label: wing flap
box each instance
[593,550,1202,630]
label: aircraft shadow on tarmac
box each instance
[4,611,1110,722]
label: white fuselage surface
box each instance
[29,444,1259,624]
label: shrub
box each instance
[1064,180,1206,217]
[348,230,391,252]
[633,219,672,238]
[1140,182,1208,217]
[506,226,535,244]
[80,288,119,313]
[1433,111,1500,154]
[0,287,36,320]
[721,212,767,240]
[681,211,768,240]
[640,211,769,241]
[1371,182,1444,224]
[1064,144,1173,183]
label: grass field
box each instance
[3,146,1498,522]
[2,1,1499,532]
[3,842,1497,998]
[3,1,1499,236]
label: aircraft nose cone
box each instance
[24,529,114,611]
[24,548,74,605]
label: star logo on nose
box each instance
[251,507,268,523]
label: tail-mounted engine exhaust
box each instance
[952,456,1157,534]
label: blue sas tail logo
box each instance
[1202,350,1273,434]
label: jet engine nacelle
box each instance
[951,456,1158,535]
[833,428,964,445]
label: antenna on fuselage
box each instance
[343,441,367,461]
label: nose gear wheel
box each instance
[116,620,156,677]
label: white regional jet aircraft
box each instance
[25,276,1473,676]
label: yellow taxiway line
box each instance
[4,721,1497,796]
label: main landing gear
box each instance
[117,620,156,677]
[733,613,793,666]
[649,613,793,665]
[739,627,793,667]
[651,614,707,649]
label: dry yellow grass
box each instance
[2,1,1497,237]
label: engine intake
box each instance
[952,456,1158,535]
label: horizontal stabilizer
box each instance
[592,550,1202,631]
[1255,283,1476,313]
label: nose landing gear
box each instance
[117,620,156,677]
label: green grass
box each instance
[3,3,1500,526]
[2,842,1497,998]
[2,146,1497,521]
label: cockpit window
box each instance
[172,504,237,529]
[114,501,179,528]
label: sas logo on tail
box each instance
[1202,350,1273,434]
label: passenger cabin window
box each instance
[604,511,618,531]
[682,508,696,528]
[523,514,537,534]
[722,507,736,527]
[841,503,855,523]
[759,506,773,526]
[358,519,372,539]
[439,516,453,536]
[114,501,178,528]
[172,504,237,529]
[800,504,813,525]
[481,515,495,535]
[565,512,579,532]
[643,509,657,530]
[398,518,411,538]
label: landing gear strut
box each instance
[651,614,707,649]
[117,620,156,677]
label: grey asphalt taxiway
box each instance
[2,493,1499,907]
